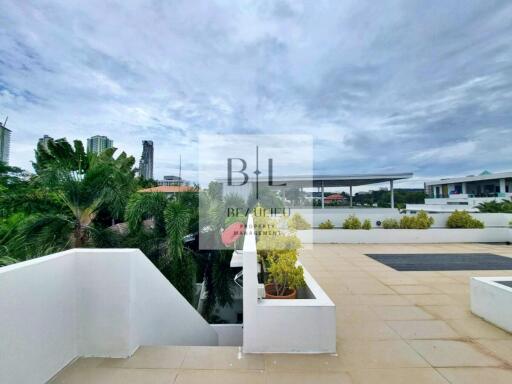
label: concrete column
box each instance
[390,180,394,209]
[321,181,325,209]
[349,185,353,207]
[462,182,467,194]
[499,178,506,194]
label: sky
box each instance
[1,0,512,189]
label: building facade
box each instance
[87,135,113,154]
[0,121,11,164]
[406,171,512,213]
[38,135,53,149]
[139,140,154,179]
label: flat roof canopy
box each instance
[425,171,512,186]
[258,173,413,188]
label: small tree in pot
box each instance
[265,250,305,299]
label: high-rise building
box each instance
[38,135,53,149]
[0,118,11,164]
[139,140,154,179]
[87,135,113,154]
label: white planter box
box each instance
[471,277,512,333]
[297,228,512,244]
[242,215,336,354]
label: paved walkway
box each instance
[50,243,512,383]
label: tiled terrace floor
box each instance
[50,243,512,384]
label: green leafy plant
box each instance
[342,215,361,229]
[318,219,334,229]
[362,219,372,230]
[400,211,434,229]
[287,213,311,230]
[267,249,305,296]
[446,210,484,228]
[477,200,512,213]
[381,218,399,229]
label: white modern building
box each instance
[406,171,512,213]
[87,135,114,154]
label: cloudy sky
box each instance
[1,0,511,188]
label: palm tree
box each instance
[8,138,136,257]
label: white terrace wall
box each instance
[0,249,218,384]
[298,228,512,244]
[291,208,512,229]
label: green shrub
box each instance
[342,215,362,229]
[287,213,311,230]
[318,219,335,229]
[399,211,434,229]
[362,219,372,230]
[382,218,399,229]
[446,210,484,228]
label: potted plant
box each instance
[265,250,305,299]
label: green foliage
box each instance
[353,189,426,208]
[267,250,305,296]
[399,211,434,229]
[318,219,334,229]
[381,218,399,229]
[287,213,311,230]
[477,200,512,213]
[342,215,362,229]
[362,219,372,230]
[446,210,484,228]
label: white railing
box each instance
[242,215,336,353]
[0,249,218,384]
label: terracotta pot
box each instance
[264,283,297,299]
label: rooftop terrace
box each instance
[49,243,512,384]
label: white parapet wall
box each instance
[470,277,512,333]
[242,215,336,354]
[290,208,512,229]
[0,249,218,384]
[297,228,512,244]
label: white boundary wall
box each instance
[298,228,512,244]
[0,249,218,384]
[471,277,512,333]
[291,208,512,229]
[243,215,336,353]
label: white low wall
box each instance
[471,277,512,333]
[0,249,218,384]
[297,228,512,244]
[243,215,336,354]
[291,208,512,229]
[212,324,243,346]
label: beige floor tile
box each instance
[437,368,512,384]
[337,321,399,340]
[100,346,187,368]
[181,346,264,370]
[349,368,449,384]
[386,320,460,340]
[390,285,440,295]
[336,305,381,322]
[476,339,512,364]
[264,353,344,372]
[358,294,411,306]
[175,370,265,384]
[403,294,456,306]
[337,340,429,368]
[408,340,502,367]
[265,371,353,383]
[421,305,472,320]
[372,305,434,320]
[50,367,178,384]
[448,318,512,339]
